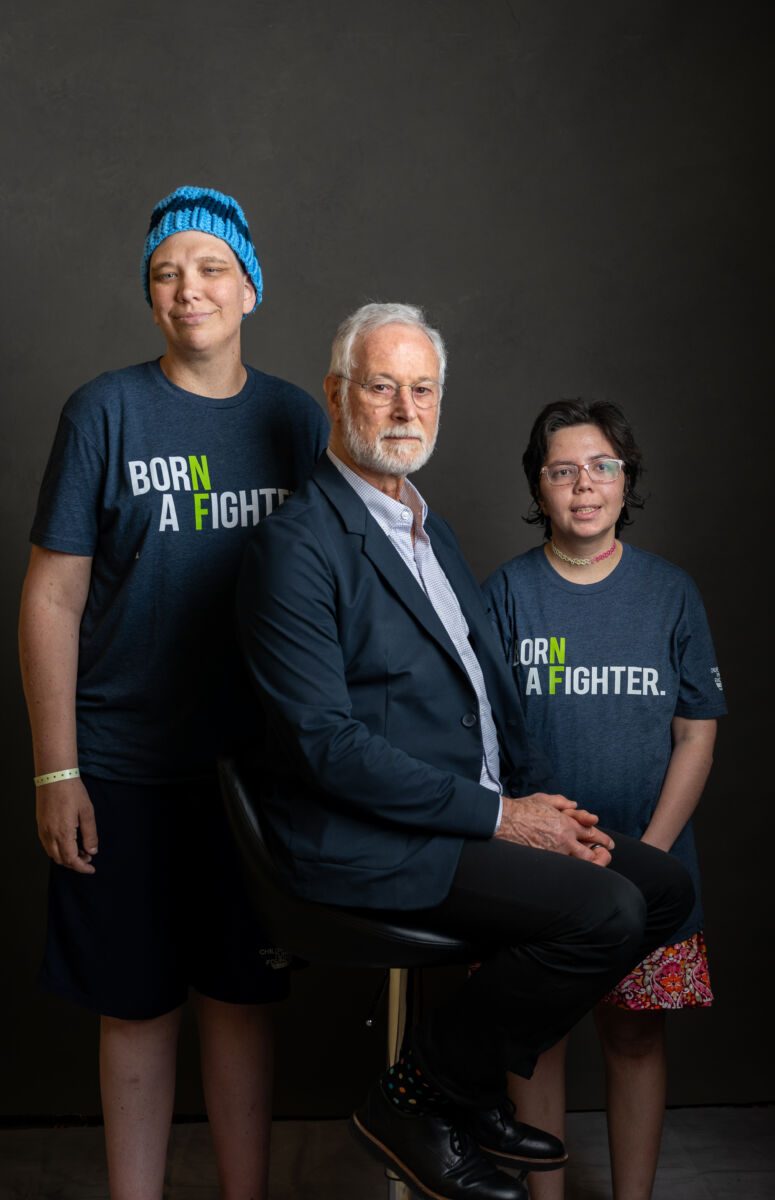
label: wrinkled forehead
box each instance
[149,229,243,269]
[353,323,440,378]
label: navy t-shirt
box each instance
[482,543,727,941]
[31,360,329,783]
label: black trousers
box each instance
[409,831,694,1109]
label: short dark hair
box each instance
[522,398,645,539]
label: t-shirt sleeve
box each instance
[674,577,727,718]
[283,389,329,487]
[312,402,329,456]
[480,565,516,666]
[30,413,104,555]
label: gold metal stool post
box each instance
[385,967,414,1200]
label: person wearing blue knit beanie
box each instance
[140,185,264,391]
[20,185,329,1199]
[142,185,264,313]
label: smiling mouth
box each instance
[572,506,601,514]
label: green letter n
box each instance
[550,637,566,664]
[189,455,211,491]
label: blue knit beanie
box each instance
[142,185,262,314]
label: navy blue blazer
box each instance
[237,454,558,910]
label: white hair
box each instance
[329,302,447,400]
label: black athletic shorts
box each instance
[38,774,291,1019]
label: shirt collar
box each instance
[326,448,428,533]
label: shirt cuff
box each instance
[493,795,503,834]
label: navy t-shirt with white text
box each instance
[482,544,727,941]
[31,360,329,783]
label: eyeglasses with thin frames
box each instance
[540,458,625,486]
[337,375,441,409]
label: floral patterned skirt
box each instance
[601,930,713,1011]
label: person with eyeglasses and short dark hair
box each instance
[482,398,726,1200]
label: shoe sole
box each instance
[350,1110,481,1200]
[478,1143,569,1171]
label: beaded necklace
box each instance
[551,539,617,567]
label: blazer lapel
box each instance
[426,510,521,739]
[313,456,468,671]
[360,521,468,666]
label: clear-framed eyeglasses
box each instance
[337,375,441,409]
[540,458,625,486]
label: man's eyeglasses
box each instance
[540,458,625,486]
[337,375,441,409]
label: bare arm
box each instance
[19,545,97,873]
[640,717,717,853]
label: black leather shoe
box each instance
[464,1099,568,1171]
[350,1081,528,1200]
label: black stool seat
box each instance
[218,756,482,968]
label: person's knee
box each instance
[595,1006,665,1059]
[656,854,695,935]
[583,876,648,965]
[615,838,696,942]
[520,875,649,984]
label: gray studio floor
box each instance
[1,1106,773,1199]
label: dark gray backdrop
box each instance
[1,0,770,1119]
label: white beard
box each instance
[340,394,439,477]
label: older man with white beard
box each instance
[236,302,693,1200]
[329,312,440,481]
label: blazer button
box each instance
[461,712,478,728]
